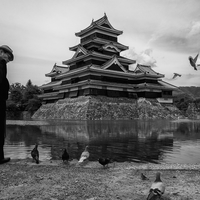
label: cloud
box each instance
[122,47,137,59]
[137,49,157,67]
[148,20,200,54]
[122,48,157,67]
[188,21,200,37]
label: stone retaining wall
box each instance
[32,96,182,120]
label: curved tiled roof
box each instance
[75,14,123,37]
[101,55,128,72]
[134,64,164,78]
[69,38,129,52]
[40,80,62,89]
[45,63,69,77]
[63,50,135,65]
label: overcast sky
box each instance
[1,0,200,87]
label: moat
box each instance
[5,119,200,164]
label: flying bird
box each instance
[31,144,39,164]
[62,148,69,163]
[147,172,165,200]
[141,173,149,180]
[172,73,181,79]
[78,145,89,163]
[98,158,113,168]
[189,53,200,70]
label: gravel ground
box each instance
[0,159,200,200]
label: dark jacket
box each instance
[0,58,10,101]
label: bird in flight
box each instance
[172,73,181,79]
[188,53,200,70]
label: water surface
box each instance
[5,119,200,164]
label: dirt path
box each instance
[0,159,200,200]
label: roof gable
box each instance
[46,63,69,77]
[96,13,115,30]
[134,66,144,74]
[102,43,121,53]
[101,23,110,29]
[101,55,128,72]
[72,45,88,59]
[75,13,123,37]
[134,64,164,77]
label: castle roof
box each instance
[100,55,128,72]
[62,49,135,65]
[69,38,128,52]
[41,80,62,89]
[75,13,123,37]
[133,64,164,77]
[45,63,69,77]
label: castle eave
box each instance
[40,81,62,89]
[75,25,123,37]
[70,38,129,52]
[45,72,57,77]
[90,66,163,78]
[158,80,178,90]
[38,91,59,98]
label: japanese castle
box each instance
[39,14,175,104]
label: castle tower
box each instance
[39,14,175,104]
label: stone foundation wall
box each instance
[32,96,182,120]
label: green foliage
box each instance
[7,79,42,114]
[10,82,26,91]
[178,86,200,98]
[173,87,200,113]
[6,100,20,111]
[9,82,25,104]
[23,85,41,102]
[25,98,42,113]
[26,79,33,88]
[10,89,23,103]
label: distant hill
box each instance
[174,86,200,99]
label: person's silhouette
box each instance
[0,45,14,164]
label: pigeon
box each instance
[31,144,39,164]
[62,148,69,163]
[141,173,149,180]
[189,53,200,70]
[147,172,165,200]
[78,145,89,163]
[172,73,181,79]
[98,158,113,168]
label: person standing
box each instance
[0,45,14,164]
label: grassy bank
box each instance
[0,159,200,200]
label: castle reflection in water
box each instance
[5,119,200,164]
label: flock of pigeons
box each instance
[31,144,114,167]
[31,144,165,199]
[172,53,200,79]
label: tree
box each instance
[7,80,42,114]
[23,79,42,102]
[9,82,26,91]
[10,89,23,103]
[25,98,42,114]
[9,82,25,105]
